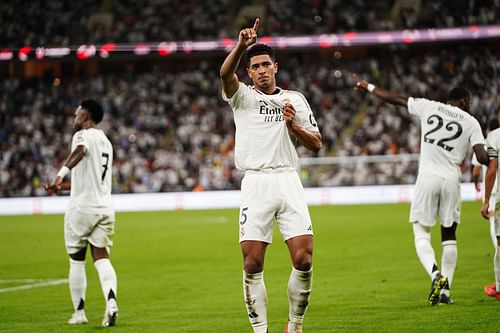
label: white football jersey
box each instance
[486,128,500,201]
[69,128,114,214]
[408,97,484,181]
[223,82,319,171]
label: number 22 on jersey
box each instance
[423,114,463,152]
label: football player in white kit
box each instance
[354,77,488,306]
[472,117,499,250]
[220,19,322,333]
[45,100,118,327]
[481,120,500,301]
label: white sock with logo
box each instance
[243,271,268,333]
[413,223,437,278]
[69,258,87,311]
[287,267,312,333]
[94,258,117,302]
[440,240,457,297]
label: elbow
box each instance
[311,138,322,153]
[479,154,489,165]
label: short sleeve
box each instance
[407,97,427,117]
[293,92,319,133]
[486,131,499,158]
[222,82,248,109]
[469,119,485,148]
[72,130,89,154]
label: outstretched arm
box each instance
[44,145,86,195]
[353,75,409,108]
[220,18,260,99]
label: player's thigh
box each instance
[438,180,461,227]
[277,172,313,241]
[239,173,277,243]
[88,214,115,250]
[64,209,96,254]
[410,176,440,226]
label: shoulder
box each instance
[283,89,311,108]
[487,128,500,140]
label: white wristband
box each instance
[56,166,70,179]
[367,83,376,93]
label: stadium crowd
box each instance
[1,44,498,196]
[1,0,498,47]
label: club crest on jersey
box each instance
[259,100,283,122]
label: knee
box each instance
[243,255,264,273]
[292,249,312,271]
[413,222,431,242]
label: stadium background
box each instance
[1,1,500,332]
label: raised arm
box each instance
[220,18,260,99]
[353,75,409,108]
[44,145,86,195]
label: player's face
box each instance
[73,106,88,130]
[247,54,278,92]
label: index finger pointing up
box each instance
[253,18,260,32]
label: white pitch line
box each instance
[0,278,60,284]
[0,278,68,293]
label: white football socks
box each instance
[94,258,118,302]
[287,267,312,333]
[413,223,437,278]
[441,240,457,286]
[69,258,87,311]
[243,271,268,333]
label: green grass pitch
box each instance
[0,202,498,332]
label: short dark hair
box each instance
[80,99,104,124]
[245,43,275,67]
[488,117,500,132]
[447,87,470,102]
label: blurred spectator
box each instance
[1,40,498,196]
[0,0,498,48]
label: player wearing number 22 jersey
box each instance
[44,100,118,327]
[353,78,488,306]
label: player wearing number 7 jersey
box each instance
[353,76,488,305]
[44,100,118,327]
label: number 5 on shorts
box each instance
[240,207,248,225]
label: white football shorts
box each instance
[64,208,115,254]
[238,169,313,243]
[409,174,461,227]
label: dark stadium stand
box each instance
[0,1,498,196]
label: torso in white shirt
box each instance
[408,97,484,182]
[222,82,319,172]
[69,128,114,214]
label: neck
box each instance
[82,121,95,130]
[257,85,278,95]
